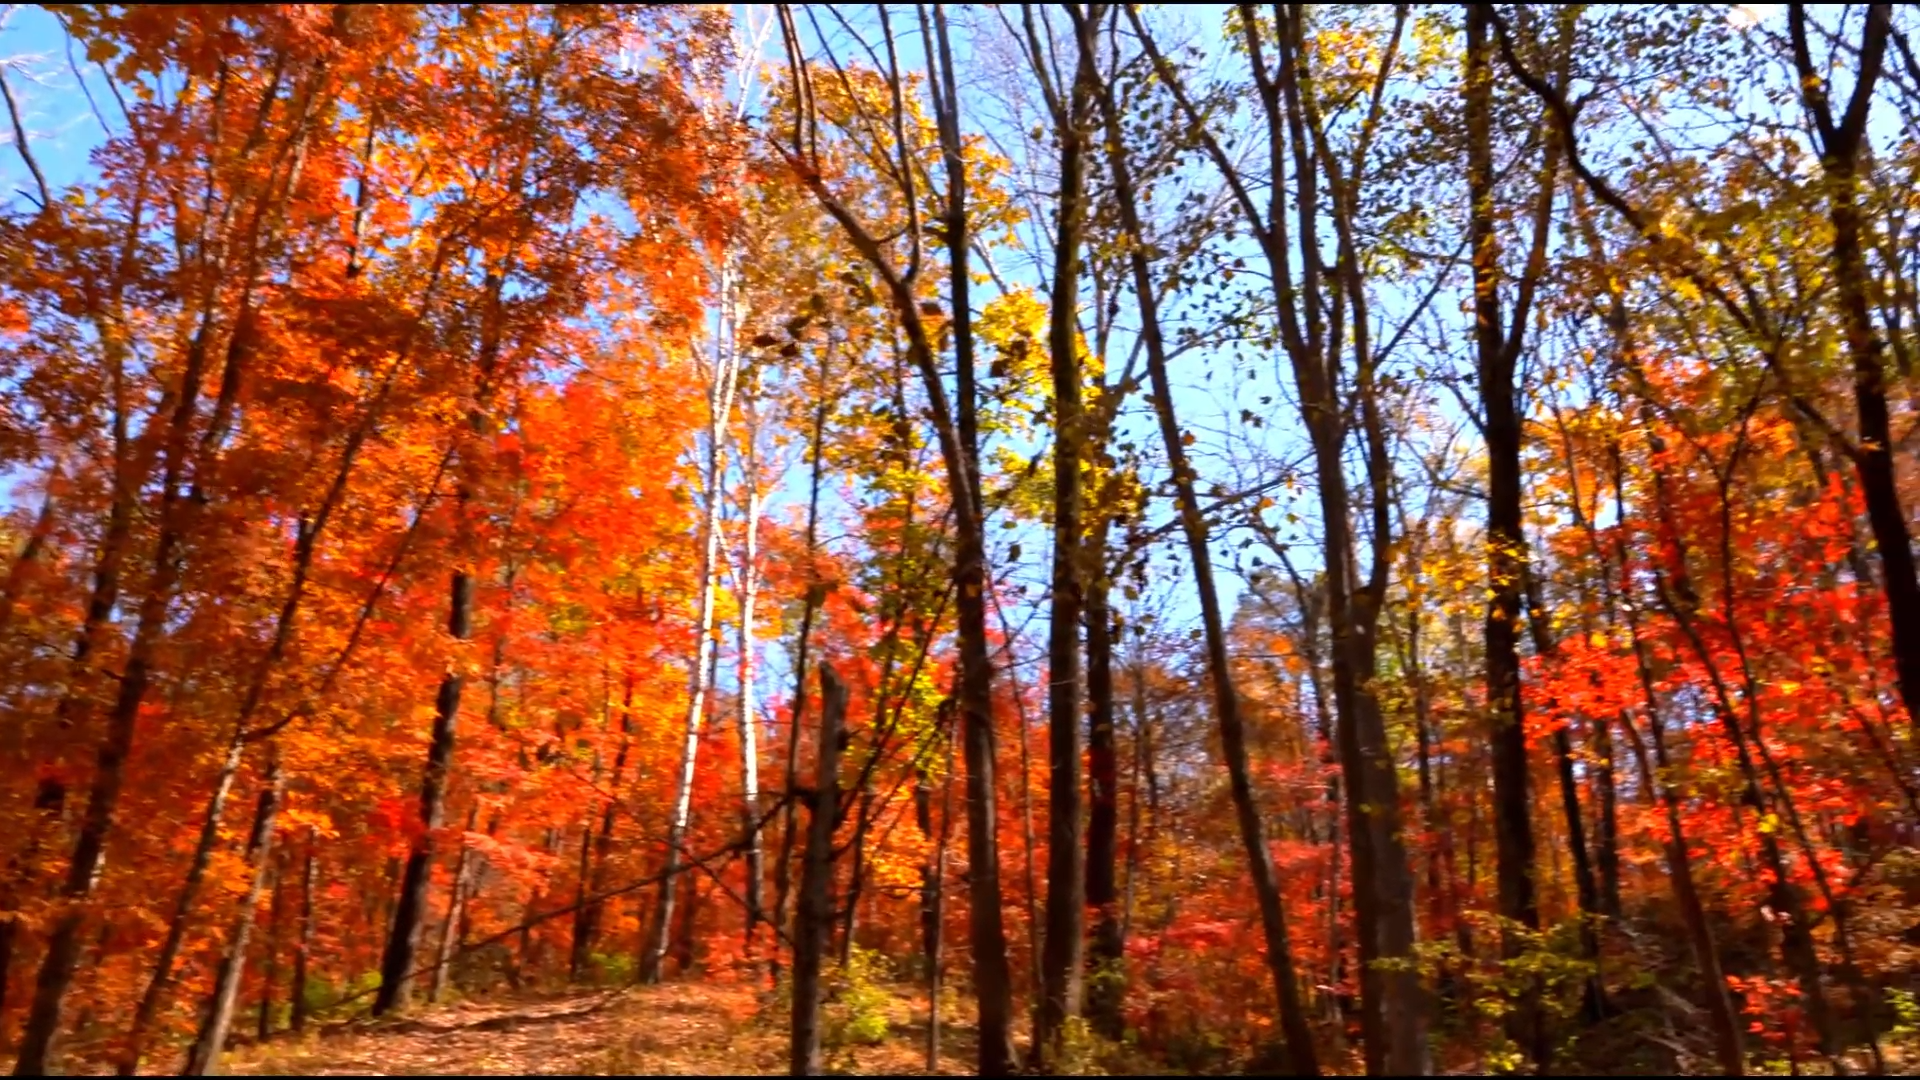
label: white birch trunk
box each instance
[643,256,741,981]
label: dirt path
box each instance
[219,982,974,1076]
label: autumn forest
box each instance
[0,3,1917,1076]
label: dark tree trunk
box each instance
[1084,517,1123,1041]
[839,782,873,966]
[1468,5,1553,1064]
[1089,27,1318,1064]
[930,8,1019,1063]
[375,266,504,1017]
[291,829,316,1034]
[1522,564,1607,1021]
[0,780,64,1030]
[769,368,830,991]
[1788,5,1920,738]
[15,304,227,1076]
[790,665,847,1077]
[122,740,249,1074]
[1035,6,1101,1058]
[374,568,469,1016]
[260,850,286,1042]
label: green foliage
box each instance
[1407,911,1598,1071]
[589,950,635,986]
[824,944,892,1051]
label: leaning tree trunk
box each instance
[432,805,479,1001]
[375,269,508,1016]
[1089,17,1318,1071]
[790,664,847,1077]
[183,761,286,1077]
[14,302,231,1076]
[0,780,64,1027]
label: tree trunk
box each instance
[1084,517,1124,1041]
[291,829,316,1034]
[790,664,847,1077]
[1035,7,1100,1058]
[122,739,249,1074]
[14,303,228,1076]
[769,363,829,990]
[1788,5,1920,738]
[739,468,765,955]
[646,277,740,982]
[1521,563,1607,1021]
[375,567,469,1015]
[839,782,873,965]
[183,762,286,1077]
[1090,17,1319,1068]
[260,851,286,1042]
[432,806,478,1002]
[925,711,956,1073]
[928,11,1018,1072]
[0,780,64,1030]
[573,672,633,976]
[376,263,511,1017]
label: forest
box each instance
[0,2,1917,1076]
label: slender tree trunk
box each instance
[673,873,701,974]
[1084,517,1124,1041]
[926,717,956,1073]
[260,851,286,1042]
[769,352,830,991]
[1521,563,1607,1021]
[739,468,765,955]
[183,762,286,1077]
[291,829,316,1034]
[838,781,874,965]
[1600,449,1744,1076]
[375,565,470,1014]
[122,739,249,1073]
[432,806,478,1002]
[573,672,633,974]
[1090,20,1319,1068]
[376,263,512,1016]
[647,276,740,981]
[928,11,1017,1071]
[790,665,847,1077]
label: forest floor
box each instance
[216,981,978,1076]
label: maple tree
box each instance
[3,3,1920,1078]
